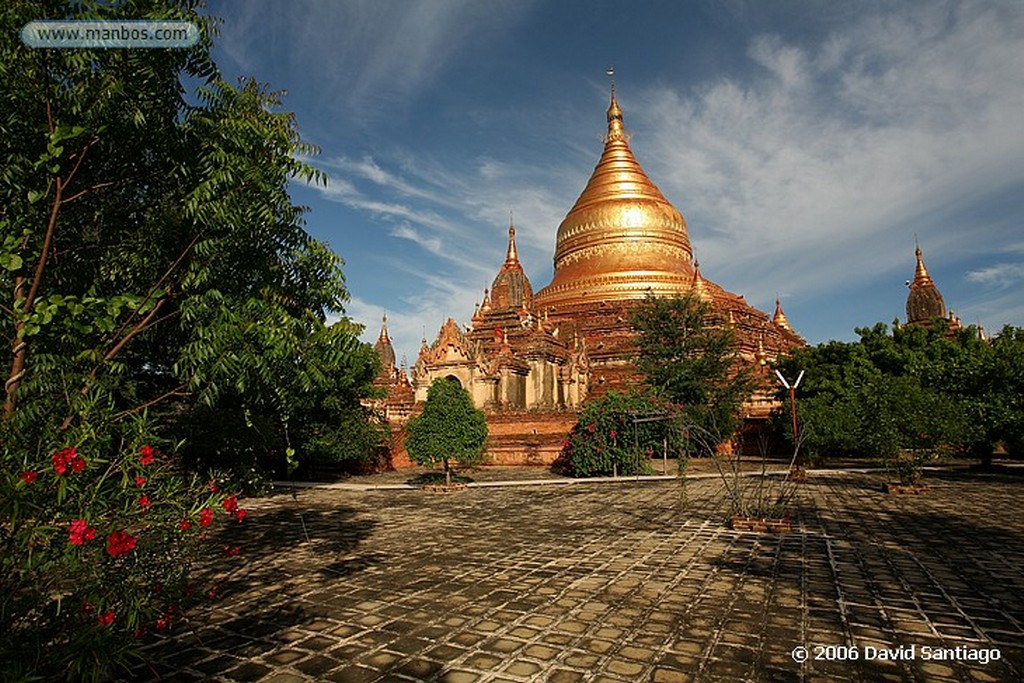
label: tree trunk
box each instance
[444,458,451,486]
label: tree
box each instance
[775,321,1007,469]
[985,325,1024,460]
[630,293,754,456]
[405,379,487,485]
[1,1,378,677]
[1,0,378,480]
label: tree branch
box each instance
[111,386,191,423]
[61,180,115,205]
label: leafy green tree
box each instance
[405,379,487,485]
[0,0,378,677]
[776,321,1003,468]
[557,390,683,477]
[1,0,378,480]
[630,293,754,456]
[988,326,1024,459]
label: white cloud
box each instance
[634,1,1024,309]
[967,263,1024,289]
[390,222,443,256]
[214,0,535,119]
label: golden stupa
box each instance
[534,84,694,308]
[374,75,806,466]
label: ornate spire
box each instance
[505,213,519,264]
[373,313,396,370]
[913,240,935,287]
[481,287,492,313]
[606,66,625,143]
[906,242,947,325]
[491,216,533,311]
[691,259,710,301]
[773,297,792,331]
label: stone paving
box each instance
[125,466,1024,682]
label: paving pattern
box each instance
[126,467,1024,682]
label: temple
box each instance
[372,81,805,465]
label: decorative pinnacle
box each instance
[506,211,519,263]
[913,241,933,286]
[378,313,390,342]
[605,66,624,141]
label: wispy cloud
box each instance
[214,0,535,120]
[636,1,1024,309]
[390,222,443,256]
[967,263,1024,289]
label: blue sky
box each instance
[206,1,1024,364]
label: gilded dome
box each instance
[534,88,693,309]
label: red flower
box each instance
[68,519,96,546]
[138,495,152,510]
[52,447,85,475]
[155,616,170,630]
[610,429,618,439]
[106,530,137,558]
[208,480,219,493]
[139,445,155,466]
[234,508,247,523]
[178,519,191,531]
[134,476,146,487]
[97,611,115,627]
[222,495,238,514]
[199,508,213,527]
[19,470,38,484]
[587,423,596,433]
[223,545,240,557]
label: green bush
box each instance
[557,391,683,477]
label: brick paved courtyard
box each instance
[126,467,1024,682]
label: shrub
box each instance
[557,391,683,477]
[1,415,242,681]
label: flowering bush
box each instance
[1,419,246,681]
[556,391,685,477]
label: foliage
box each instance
[0,0,378,677]
[630,293,754,456]
[556,391,683,478]
[774,321,1020,470]
[294,401,391,471]
[988,326,1024,457]
[1,412,243,681]
[1,0,378,485]
[405,380,488,485]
